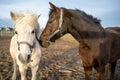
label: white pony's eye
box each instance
[31,30,35,34]
[15,31,18,34]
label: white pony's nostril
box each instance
[27,54,31,60]
[18,54,21,61]
[18,54,24,63]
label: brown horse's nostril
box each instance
[27,54,31,60]
[43,42,50,48]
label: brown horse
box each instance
[39,2,120,80]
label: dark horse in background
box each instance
[39,2,120,80]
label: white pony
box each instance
[10,11,41,80]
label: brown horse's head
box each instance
[39,2,71,48]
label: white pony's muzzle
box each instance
[17,41,34,63]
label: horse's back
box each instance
[105,27,120,34]
[105,27,120,62]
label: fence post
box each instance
[0,30,14,37]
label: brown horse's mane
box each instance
[68,9,101,26]
[49,9,53,16]
[75,9,101,25]
[49,7,101,26]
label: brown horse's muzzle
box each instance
[39,37,50,48]
[41,41,50,48]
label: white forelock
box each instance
[13,11,41,38]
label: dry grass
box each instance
[0,36,120,80]
[60,33,78,43]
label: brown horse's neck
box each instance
[67,13,106,45]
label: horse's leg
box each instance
[31,65,39,80]
[95,66,105,80]
[19,64,27,80]
[83,66,92,80]
[12,60,17,80]
[110,61,117,80]
[105,63,111,80]
[96,72,104,80]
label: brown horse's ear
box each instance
[10,11,19,21]
[49,2,58,11]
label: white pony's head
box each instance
[10,11,40,63]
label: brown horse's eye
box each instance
[48,15,58,23]
[48,18,55,23]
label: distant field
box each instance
[0,30,77,43]
[0,30,14,37]
[0,36,120,80]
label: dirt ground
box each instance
[0,36,120,80]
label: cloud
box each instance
[0,0,50,28]
[0,0,120,28]
[0,0,49,17]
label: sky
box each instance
[0,0,120,28]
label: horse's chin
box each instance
[50,39,56,43]
[41,42,50,48]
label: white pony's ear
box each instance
[37,14,41,19]
[10,11,20,21]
